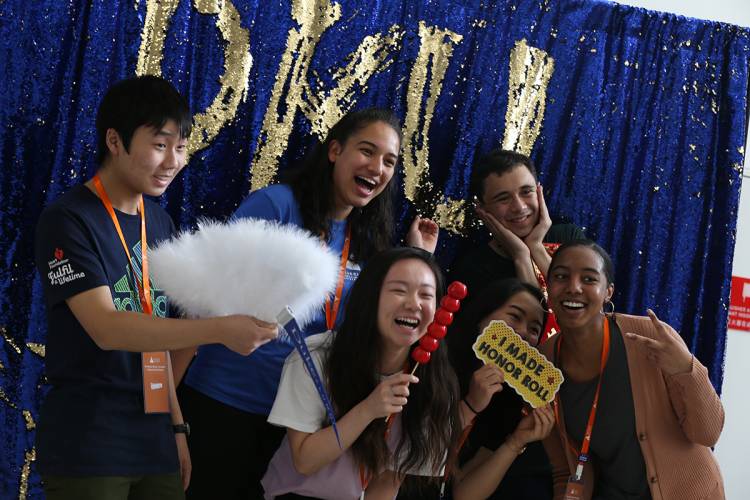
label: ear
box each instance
[327,139,342,164]
[605,283,615,303]
[105,128,123,157]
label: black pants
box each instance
[178,384,285,500]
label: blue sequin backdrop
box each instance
[1,0,748,497]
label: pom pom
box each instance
[150,218,339,327]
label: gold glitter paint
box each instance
[302,25,403,140]
[434,197,466,234]
[137,0,253,159]
[135,0,180,76]
[502,39,555,156]
[25,343,45,357]
[188,0,252,158]
[22,410,35,430]
[0,387,17,408]
[250,1,401,191]
[18,448,35,500]
[401,22,463,202]
[249,0,342,191]
[2,329,21,354]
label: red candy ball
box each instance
[427,322,447,339]
[419,335,439,352]
[411,346,431,364]
[447,281,468,300]
[440,296,460,313]
[434,309,453,326]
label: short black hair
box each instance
[95,75,192,165]
[469,149,537,201]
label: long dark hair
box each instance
[286,108,401,263]
[326,247,461,479]
[448,279,546,396]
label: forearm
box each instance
[171,347,197,386]
[291,401,374,476]
[94,311,221,351]
[453,440,523,500]
[529,243,552,277]
[513,254,537,285]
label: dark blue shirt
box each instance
[185,184,360,415]
[34,184,178,476]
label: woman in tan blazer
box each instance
[540,239,724,500]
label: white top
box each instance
[262,332,442,499]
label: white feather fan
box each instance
[149,218,340,327]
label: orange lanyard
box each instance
[554,316,610,476]
[325,225,351,330]
[92,175,152,315]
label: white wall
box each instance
[615,1,749,498]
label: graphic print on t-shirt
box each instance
[46,247,87,286]
[111,240,168,317]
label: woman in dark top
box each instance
[447,278,555,499]
[541,239,724,500]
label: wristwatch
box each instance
[173,423,190,436]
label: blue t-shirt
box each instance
[185,184,361,415]
[33,184,178,476]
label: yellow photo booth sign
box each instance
[472,320,563,408]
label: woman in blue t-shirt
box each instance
[176,108,439,499]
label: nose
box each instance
[509,194,526,212]
[404,291,421,311]
[366,156,384,177]
[566,275,583,294]
[164,147,181,170]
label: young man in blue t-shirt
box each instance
[34,75,277,500]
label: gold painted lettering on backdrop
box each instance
[136,0,252,159]
[502,39,555,156]
[401,22,464,233]
[250,0,402,191]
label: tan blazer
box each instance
[541,313,725,500]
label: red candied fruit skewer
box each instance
[409,281,468,374]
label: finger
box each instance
[624,331,662,351]
[390,396,409,406]
[392,385,410,398]
[537,184,550,219]
[420,218,439,234]
[389,373,419,385]
[409,215,421,232]
[646,309,669,335]
[183,464,191,491]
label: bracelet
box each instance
[462,398,479,415]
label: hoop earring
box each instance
[603,299,615,315]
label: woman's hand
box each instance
[506,404,555,452]
[362,373,419,420]
[466,364,505,414]
[625,309,693,376]
[406,216,440,253]
[175,433,191,491]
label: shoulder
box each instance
[234,184,300,223]
[545,223,585,244]
[37,186,97,228]
[284,331,333,369]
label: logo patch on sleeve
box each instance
[47,248,86,286]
